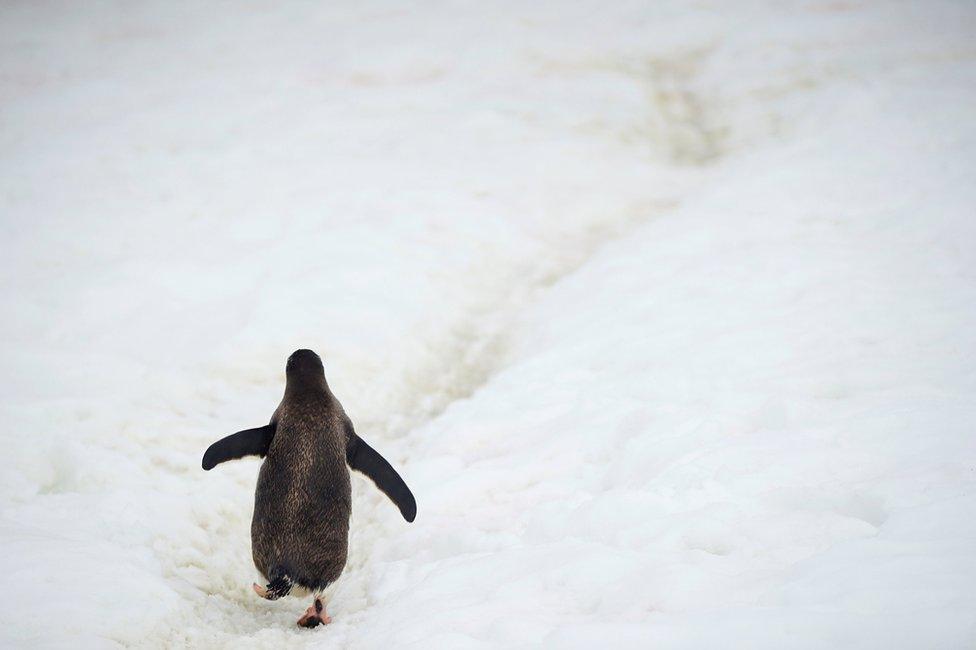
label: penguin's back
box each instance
[251,395,351,591]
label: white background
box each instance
[2,1,975,647]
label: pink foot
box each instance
[296,596,331,628]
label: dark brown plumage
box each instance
[202,349,416,627]
[252,350,351,594]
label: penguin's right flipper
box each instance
[202,424,276,470]
[345,425,417,522]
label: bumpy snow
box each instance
[2,1,975,648]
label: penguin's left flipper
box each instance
[345,425,417,523]
[202,424,276,470]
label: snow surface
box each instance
[2,1,975,647]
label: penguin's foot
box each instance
[296,596,331,628]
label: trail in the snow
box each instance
[151,43,727,648]
[366,53,731,436]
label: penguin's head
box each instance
[285,349,327,390]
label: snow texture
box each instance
[2,1,975,648]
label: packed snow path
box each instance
[2,1,975,648]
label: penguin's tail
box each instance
[252,572,293,601]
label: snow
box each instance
[2,0,975,647]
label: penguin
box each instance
[201,349,416,627]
